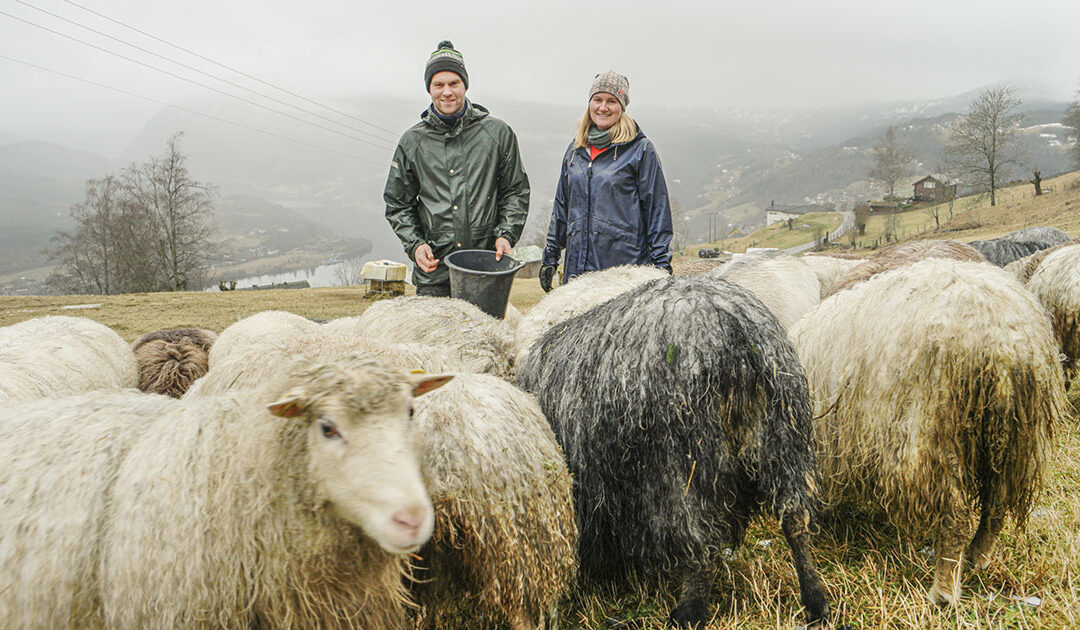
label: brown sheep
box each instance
[132,328,217,398]
[826,239,986,296]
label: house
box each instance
[764,201,831,226]
[912,175,958,203]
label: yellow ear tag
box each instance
[409,369,427,374]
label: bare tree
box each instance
[946,86,1025,207]
[47,134,217,295]
[123,133,217,291]
[1064,96,1080,169]
[47,176,125,294]
[868,126,914,198]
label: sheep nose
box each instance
[391,504,428,538]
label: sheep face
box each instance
[268,359,451,554]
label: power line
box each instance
[0,9,396,151]
[13,0,399,145]
[0,52,388,166]
[61,0,400,139]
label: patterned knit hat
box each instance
[425,40,469,90]
[589,70,629,108]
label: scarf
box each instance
[587,125,612,149]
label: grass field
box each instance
[1,173,1079,629]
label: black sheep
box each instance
[516,275,830,628]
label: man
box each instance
[384,40,531,296]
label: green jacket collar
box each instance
[421,100,489,136]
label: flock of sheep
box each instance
[1,226,1078,629]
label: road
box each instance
[784,211,854,254]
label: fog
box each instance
[2,0,1078,158]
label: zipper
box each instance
[586,159,593,268]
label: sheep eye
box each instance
[319,420,341,439]
[408,406,415,419]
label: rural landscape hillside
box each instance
[2,85,1075,293]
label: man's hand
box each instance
[414,243,439,272]
[539,265,556,293]
[494,237,513,261]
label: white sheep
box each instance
[0,354,451,629]
[324,296,515,378]
[789,259,1066,606]
[409,373,577,630]
[187,330,464,398]
[798,254,862,299]
[0,315,138,403]
[1025,243,1080,385]
[707,251,822,328]
[207,310,320,368]
[512,264,667,367]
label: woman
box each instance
[539,70,673,292]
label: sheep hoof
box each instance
[926,584,958,607]
[668,597,707,629]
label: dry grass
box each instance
[0,279,549,342]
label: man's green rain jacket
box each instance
[383,101,531,289]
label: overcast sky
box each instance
[2,0,1079,157]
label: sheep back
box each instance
[0,316,138,404]
[1026,244,1080,383]
[827,239,986,296]
[410,374,577,628]
[208,310,320,368]
[327,296,514,377]
[708,251,821,328]
[790,259,1065,531]
[513,264,667,367]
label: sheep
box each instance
[0,315,138,403]
[0,353,452,629]
[706,251,821,328]
[1026,244,1080,385]
[207,310,320,368]
[132,327,217,398]
[504,302,524,330]
[672,258,725,276]
[513,265,668,367]
[798,254,862,299]
[788,259,1067,606]
[966,238,1042,266]
[324,296,515,378]
[966,227,1068,267]
[187,331,464,398]
[409,374,578,630]
[1000,225,1070,247]
[1004,237,1080,283]
[516,275,830,628]
[826,239,985,296]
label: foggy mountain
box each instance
[0,87,1075,279]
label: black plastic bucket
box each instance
[445,249,525,319]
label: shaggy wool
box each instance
[827,239,985,295]
[132,328,217,397]
[517,274,829,626]
[790,259,1067,604]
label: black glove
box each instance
[539,265,556,293]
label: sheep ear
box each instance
[267,394,307,418]
[410,374,453,397]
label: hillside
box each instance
[695,169,1080,256]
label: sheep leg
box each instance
[966,504,1005,572]
[668,567,711,629]
[780,508,830,625]
[927,511,969,606]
